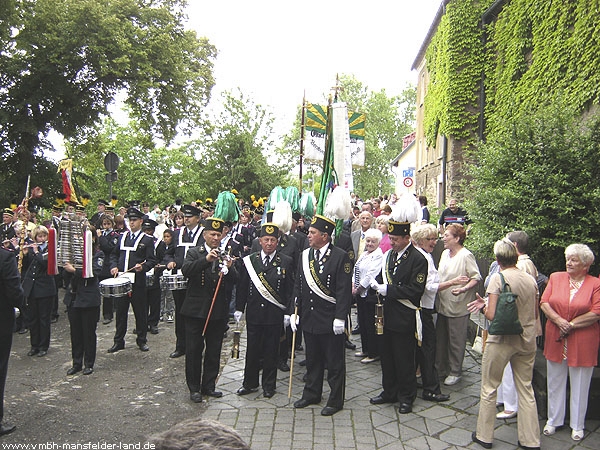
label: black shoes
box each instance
[278,361,290,372]
[398,402,412,414]
[321,406,341,416]
[0,422,16,436]
[202,389,223,398]
[517,441,540,450]
[472,432,493,449]
[422,392,450,402]
[82,367,93,375]
[149,325,159,334]
[169,350,184,358]
[107,343,125,353]
[37,350,47,357]
[27,348,39,356]
[138,344,149,352]
[344,340,356,350]
[236,386,258,396]
[67,366,82,376]
[102,317,112,325]
[263,390,275,398]
[351,326,360,335]
[370,394,394,405]
[189,392,203,403]
[293,398,320,409]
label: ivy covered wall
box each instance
[423,0,600,148]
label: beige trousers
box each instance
[476,339,540,447]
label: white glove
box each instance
[219,263,229,275]
[370,279,380,290]
[375,284,387,296]
[14,307,20,319]
[283,315,291,328]
[333,318,345,335]
[290,313,299,333]
[233,310,243,323]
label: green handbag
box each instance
[488,273,523,335]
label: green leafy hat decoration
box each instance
[284,186,300,213]
[213,191,240,223]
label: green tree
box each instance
[464,100,600,275]
[195,89,288,201]
[0,0,216,197]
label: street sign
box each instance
[105,172,118,182]
[403,177,413,188]
[104,151,120,173]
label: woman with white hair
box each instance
[540,243,600,441]
[352,228,384,363]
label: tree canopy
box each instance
[0,0,216,203]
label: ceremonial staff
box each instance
[288,305,298,398]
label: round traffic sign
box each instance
[104,151,120,173]
[403,177,413,187]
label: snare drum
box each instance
[99,277,132,298]
[162,274,188,290]
[146,269,155,288]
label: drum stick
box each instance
[288,305,298,399]
[115,260,146,277]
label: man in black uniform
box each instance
[142,218,165,335]
[0,246,24,435]
[108,207,157,353]
[234,223,294,398]
[1,209,16,247]
[98,216,121,324]
[181,217,237,403]
[291,215,352,416]
[369,219,428,414]
[165,204,205,358]
[90,199,109,229]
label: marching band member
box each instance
[108,207,157,353]
[165,204,205,359]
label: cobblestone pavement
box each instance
[3,303,599,449]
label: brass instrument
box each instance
[57,212,88,269]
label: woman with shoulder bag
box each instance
[468,239,540,449]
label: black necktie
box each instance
[264,255,270,266]
[130,233,136,243]
[315,249,320,262]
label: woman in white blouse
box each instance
[435,224,482,386]
[352,228,384,364]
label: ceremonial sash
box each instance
[382,250,422,345]
[301,249,336,304]
[242,255,285,311]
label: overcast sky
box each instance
[48,1,442,160]
[186,0,442,136]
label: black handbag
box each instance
[488,273,523,335]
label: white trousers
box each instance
[546,359,594,431]
[497,363,518,411]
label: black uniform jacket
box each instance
[180,245,238,320]
[22,245,56,299]
[98,230,120,279]
[110,232,157,286]
[68,250,103,308]
[294,245,352,334]
[168,227,205,270]
[236,251,294,326]
[0,247,24,311]
[375,244,428,333]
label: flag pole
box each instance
[299,91,306,193]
